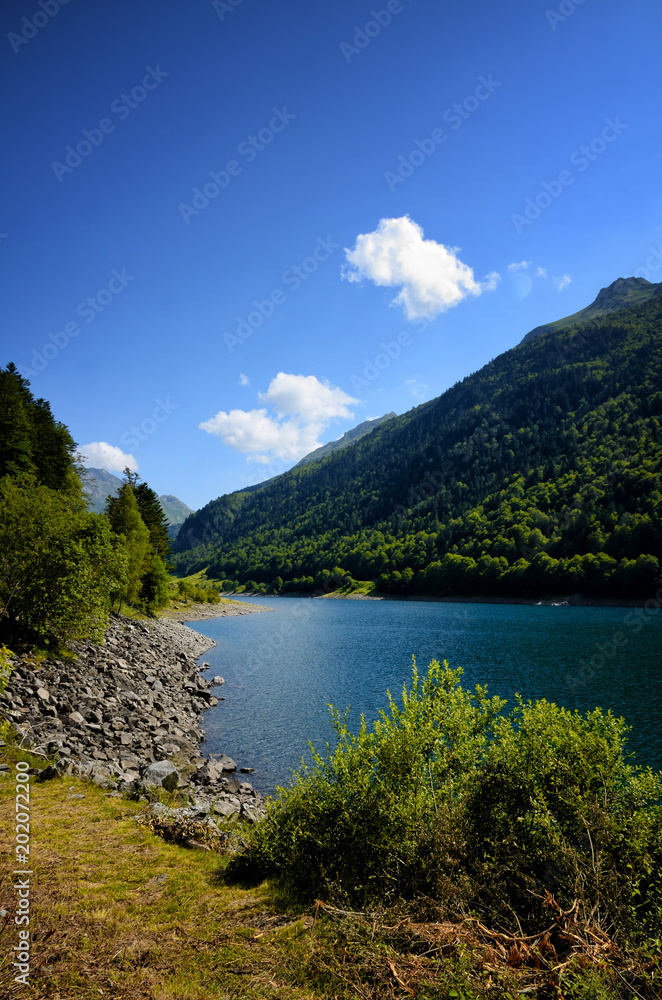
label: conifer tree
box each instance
[0,365,34,480]
[104,484,151,609]
[134,479,171,561]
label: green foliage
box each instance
[140,554,171,611]
[0,363,79,491]
[105,470,172,613]
[235,661,662,943]
[105,483,152,608]
[133,478,171,562]
[0,476,126,645]
[0,367,174,641]
[0,364,131,645]
[0,644,13,739]
[176,578,221,604]
[175,301,662,598]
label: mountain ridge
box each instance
[294,412,397,468]
[520,276,662,344]
[173,279,662,599]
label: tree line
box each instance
[0,363,171,648]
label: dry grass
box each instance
[1,756,658,999]
[0,763,320,999]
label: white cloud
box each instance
[535,266,548,278]
[200,408,318,463]
[77,442,138,473]
[239,373,250,387]
[554,273,572,291]
[259,372,355,422]
[405,378,428,400]
[508,260,531,271]
[200,373,358,464]
[342,216,499,321]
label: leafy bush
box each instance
[233,660,662,943]
[176,579,221,603]
[0,476,127,645]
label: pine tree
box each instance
[104,484,151,608]
[134,480,171,561]
[0,365,34,479]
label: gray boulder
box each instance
[213,798,241,818]
[143,760,179,792]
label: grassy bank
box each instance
[0,758,645,1000]
[0,755,316,999]
[1,733,660,998]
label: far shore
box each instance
[218,589,659,610]
[163,598,275,623]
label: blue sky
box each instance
[2,0,661,509]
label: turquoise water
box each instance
[186,597,662,795]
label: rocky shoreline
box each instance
[1,600,274,829]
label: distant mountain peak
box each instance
[520,276,662,344]
[592,276,654,309]
[81,467,194,534]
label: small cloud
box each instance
[342,216,499,321]
[508,263,571,300]
[77,442,138,473]
[481,271,501,292]
[508,260,531,272]
[239,373,251,387]
[405,378,428,400]
[200,373,358,464]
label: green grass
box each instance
[2,739,659,998]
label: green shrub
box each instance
[0,644,13,739]
[232,660,662,943]
[0,476,126,645]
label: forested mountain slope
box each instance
[173,293,662,598]
[294,412,396,467]
[520,276,661,343]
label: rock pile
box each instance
[1,610,268,821]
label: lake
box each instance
[186,597,662,795]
